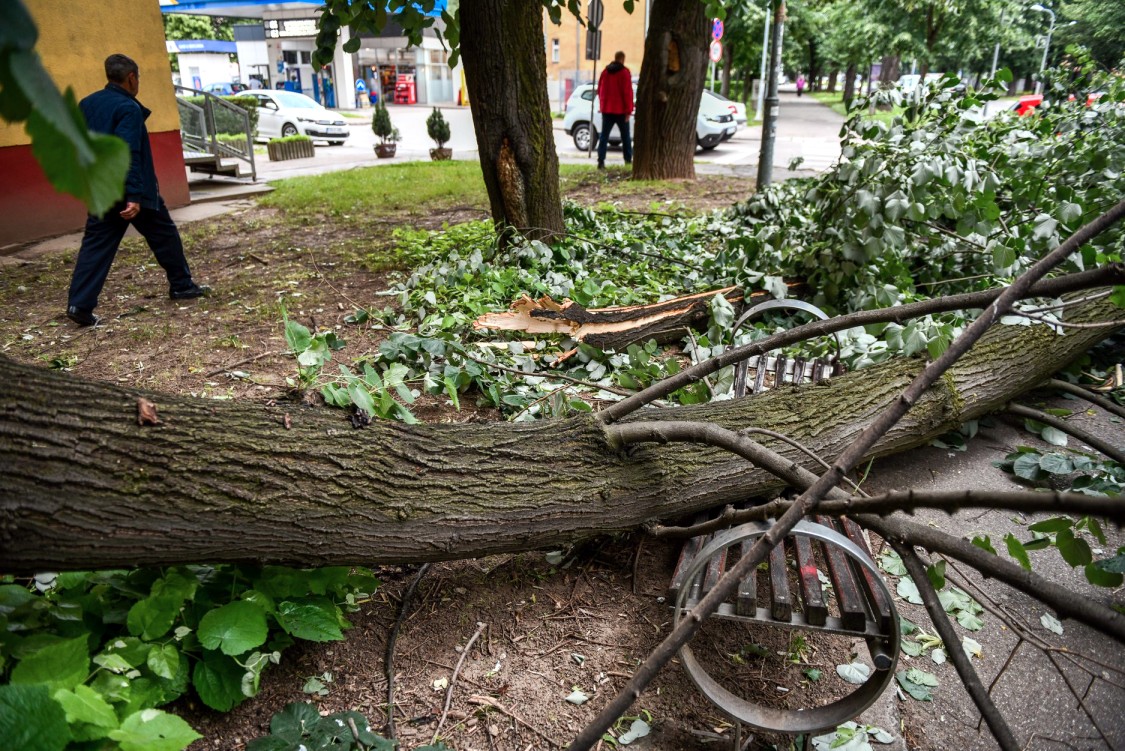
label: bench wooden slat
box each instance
[703,546,727,595]
[769,539,792,621]
[736,539,758,616]
[794,534,828,626]
[816,516,868,631]
[840,516,894,634]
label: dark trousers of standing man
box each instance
[68,199,194,314]
[597,113,633,167]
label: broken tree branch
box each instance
[569,198,1125,750]
[889,540,1019,751]
[1047,378,1125,421]
[1006,402,1125,464]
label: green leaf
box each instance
[147,644,181,680]
[803,668,822,682]
[1085,562,1124,587]
[971,536,997,555]
[905,667,938,687]
[900,640,923,657]
[269,701,321,740]
[1095,552,1125,574]
[1012,453,1042,480]
[1037,453,1073,474]
[955,611,984,631]
[1028,517,1073,534]
[198,601,269,656]
[53,685,118,736]
[926,560,946,591]
[992,243,1016,270]
[1055,528,1092,568]
[284,316,313,354]
[895,670,933,701]
[0,684,70,751]
[11,635,90,691]
[275,599,345,642]
[109,709,202,751]
[192,651,246,712]
[1040,426,1068,447]
[1040,612,1064,635]
[1005,534,1031,570]
[127,595,180,641]
[896,577,922,605]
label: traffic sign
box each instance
[585,29,602,61]
[712,18,724,40]
[588,0,604,30]
[709,39,723,63]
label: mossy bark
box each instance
[633,0,708,180]
[460,0,564,240]
[0,300,1119,573]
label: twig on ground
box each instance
[1047,378,1125,420]
[468,695,561,747]
[204,350,288,378]
[433,622,487,745]
[384,563,430,741]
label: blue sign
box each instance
[712,18,724,40]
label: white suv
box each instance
[561,83,737,152]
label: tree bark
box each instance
[459,0,563,240]
[633,0,708,180]
[826,68,837,93]
[1,296,1119,574]
[843,62,857,109]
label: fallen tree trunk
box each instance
[1,296,1120,573]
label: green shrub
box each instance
[182,94,259,136]
[426,107,451,148]
[269,134,313,144]
[371,101,398,144]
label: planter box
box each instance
[430,147,453,161]
[268,139,315,161]
[375,143,397,159]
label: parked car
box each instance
[241,90,349,144]
[562,84,737,152]
[703,89,748,125]
[204,82,248,96]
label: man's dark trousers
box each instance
[597,113,633,166]
[68,199,194,313]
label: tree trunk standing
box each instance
[878,55,900,86]
[843,62,857,108]
[806,38,819,91]
[632,0,708,180]
[459,0,563,240]
[2,297,1119,573]
[827,68,837,93]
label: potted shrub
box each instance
[372,102,398,158]
[427,107,452,160]
[267,134,314,161]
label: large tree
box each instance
[632,0,710,180]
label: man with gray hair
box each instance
[66,53,209,327]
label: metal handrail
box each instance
[173,84,257,181]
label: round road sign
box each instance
[712,18,724,40]
[709,39,723,63]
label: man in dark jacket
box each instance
[596,51,634,169]
[66,54,208,327]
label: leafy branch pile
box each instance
[0,565,378,750]
[293,64,1124,425]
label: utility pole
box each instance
[757,0,785,188]
[983,9,1004,117]
[754,0,771,122]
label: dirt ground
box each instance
[2,171,1122,750]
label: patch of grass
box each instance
[810,91,900,125]
[260,160,489,218]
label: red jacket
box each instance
[597,61,633,116]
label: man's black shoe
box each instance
[597,162,606,170]
[66,307,101,327]
[170,283,212,300]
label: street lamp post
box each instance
[754,0,771,122]
[1030,3,1055,95]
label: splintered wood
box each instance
[473,287,751,351]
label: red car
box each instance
[1013,94,1043,116]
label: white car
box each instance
[242,90,349,144]
[703,89,748,125]
[562,83,737,152]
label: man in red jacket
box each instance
[596,51,633,169]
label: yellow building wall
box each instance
[0,0,180,148]
[544,5,647,87]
